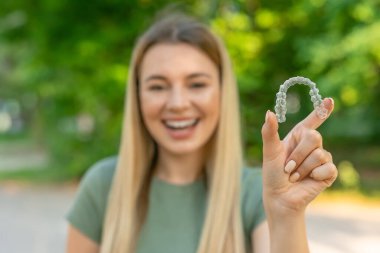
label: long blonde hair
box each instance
[100,13,245,253]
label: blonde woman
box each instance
[66,14,337,253]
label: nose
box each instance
[166,85,190,112]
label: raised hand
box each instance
[261,98,338,218]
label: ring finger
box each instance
[289,148,332,183]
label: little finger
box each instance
[310,162,338,186]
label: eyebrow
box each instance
[187,73,211,79]
[143,72,211,83]
[144,75,168,83]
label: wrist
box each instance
[263,192,307,222]
[266,209,306,229]
[265,210,309,253]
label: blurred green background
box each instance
[0,0,379,196]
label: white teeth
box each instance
[164,119,197,129]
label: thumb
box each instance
[261,110,283,162]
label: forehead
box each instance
[140,43,218,79]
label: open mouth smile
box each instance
[163,119,199,130]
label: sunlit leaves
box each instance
[1,0,380,177]
[212,12,263,65]
[340,86,358,106]
[255,9,279,29]
[351,3,376,23]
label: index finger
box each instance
[297,98,334,130]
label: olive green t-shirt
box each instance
[66,156,266,252]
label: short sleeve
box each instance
[241,167,266,248]
[66,156,117,243]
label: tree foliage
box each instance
[1,0,379,177]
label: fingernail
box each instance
[289,172,300,183]
[324,98,334,110]
[265,110,270,123]
[284,160,296,173]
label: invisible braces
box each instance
[275,76,328,123]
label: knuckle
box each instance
[326,151,333,161]
[308,129,322,144]
[326,171,338,187]
[332,163,338,177]
[314,148,325,161]
[327,163,336,174]
[321,163,338,187]
[328,163,338,179]
[296,164,306,174]
[295,126,304,136]
[322,150,332,163]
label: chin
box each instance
[164,143,204,156]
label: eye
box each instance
[190,82,206,89]
[148,84,166,91]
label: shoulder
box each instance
[80,155,118,189]
[66,155,118,243]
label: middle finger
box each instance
[284,128,323,174]
[289,148,332,182]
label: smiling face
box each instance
[139,43,220,156]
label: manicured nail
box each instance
[265,110,270,123]
[289,172,300,183]
[284,160,296,173]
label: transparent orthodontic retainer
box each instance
[274,76,328,123]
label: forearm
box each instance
[267,212,309,253]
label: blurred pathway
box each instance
[0,141,48,171]
[0,183,75,253]
[0,183,379,253]
[306,202,380,253]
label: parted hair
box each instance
[100,13,246,253]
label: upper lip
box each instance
[162,117,198,121]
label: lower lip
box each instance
[164,122,198,140]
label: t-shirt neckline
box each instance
[152,175,205,188]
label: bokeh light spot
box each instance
[338,160,360,190]
[0,111,12,133]
[255,10,278,29]
[340,86,358,106]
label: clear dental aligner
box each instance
[275,76,328,123]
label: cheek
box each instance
[197,87,220,121]
[140,93,164,122]
[198,93,220,142]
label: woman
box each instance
[66,13,337,253]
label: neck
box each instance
[154,148,207,185]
